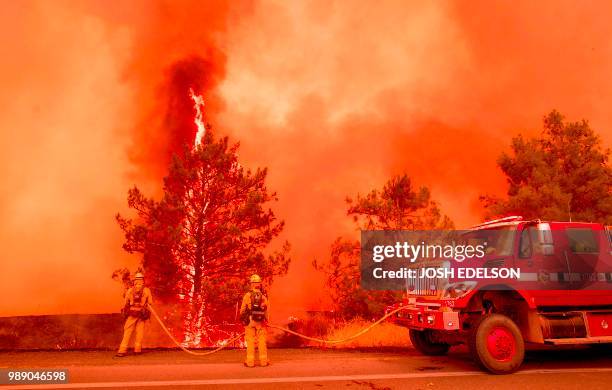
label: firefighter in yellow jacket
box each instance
[116,272,153,357]
[240,274,269,367]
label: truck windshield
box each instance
[461,226,516,257]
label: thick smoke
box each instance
[131,55,226,177]
[0,1,136,316]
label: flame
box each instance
[189,88,206,148]
[179,88,210,347]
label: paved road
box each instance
[0,346,611,389]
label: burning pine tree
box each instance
[116,91,290,346]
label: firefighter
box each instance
[240,274,269,367]
[116,272,153,357]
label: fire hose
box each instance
[149,306,244,356]
[148,304,411,356]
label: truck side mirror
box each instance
[537,223,555,255]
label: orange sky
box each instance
[1,0,611,317]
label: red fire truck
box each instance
[387,216,612,374]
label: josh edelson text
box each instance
[373,267,520,280]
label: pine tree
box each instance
[482,111,612,224]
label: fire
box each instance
[180,87,238,348]
[178,88,207,346]
[189,88,206,148]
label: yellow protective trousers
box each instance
[118,316,145,353]
[244,320,268,366]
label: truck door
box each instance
[563,226,600,289]
[515,224,566,289]
[514,224,578,307]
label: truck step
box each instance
[544,336,612,345]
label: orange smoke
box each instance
[1,1,611,317]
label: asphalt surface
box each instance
[0,346,611,389]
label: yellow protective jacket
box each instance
[240,289,269,324]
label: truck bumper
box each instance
[389,305,461,331]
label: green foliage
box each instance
[482,111,612,224]
[314,174,454,319]
[346,174,454,230]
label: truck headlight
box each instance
[443,281,477,298]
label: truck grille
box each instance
[405,262,447,297]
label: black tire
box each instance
[468,314,525,374]
[409,329,450,356]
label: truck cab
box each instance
[387,216,612,374]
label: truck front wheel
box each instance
[409,329,450,356]
[468,314,524,374]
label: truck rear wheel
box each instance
[409,329,450,356]
[468,314,524,374]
